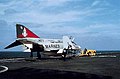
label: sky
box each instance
[0,0,120,51]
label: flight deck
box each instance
[0,53,120,79]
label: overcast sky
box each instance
[0,0,120,51]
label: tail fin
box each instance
[16,24,39,38]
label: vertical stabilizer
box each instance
[16,24,39,38]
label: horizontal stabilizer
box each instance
[5,40,22,49]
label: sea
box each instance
[0,51,33,59]
[0,51,120,59]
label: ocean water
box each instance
[0,51,37,59]
[0,51,120,59]
[96,50,120,54]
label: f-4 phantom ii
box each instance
[5,24,81,59]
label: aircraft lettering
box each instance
[45,44,60,48]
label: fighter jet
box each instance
[5,24,81,59]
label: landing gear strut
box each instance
[37,51,41,59]
[30,52,33,58]
[62,50,67,61]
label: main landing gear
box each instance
[37,51,41,59]
[62,50,67,61]
[30,49,41,60]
